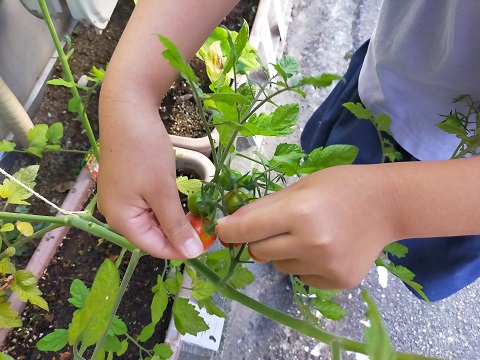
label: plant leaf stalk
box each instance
[38,0,100,161]
[187,258,440,360]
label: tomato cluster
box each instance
[186,212,216,252]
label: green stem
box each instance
[38,0,100,161]
[0,212,137,252]
[331,341,342,360]
[187,259,440,360]
[125,333,153,357]
[92,249,142,359]
[218,243,247,287]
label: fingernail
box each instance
[184,237,204,258]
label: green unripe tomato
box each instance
[188,189,214,217]
[224,190,250,215]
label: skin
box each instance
[99,0,480,290]
[98,0,239,259]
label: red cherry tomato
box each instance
[186,212,216,252]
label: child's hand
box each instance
[216,164,396,289]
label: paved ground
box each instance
[180,1,480,359]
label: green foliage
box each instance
[68,259,120,347]
[36,329,69,352]
[0,165,39,205]
[176,176,202,196]
[11,269,49,311]
[362,291,397,360]
[172,297,209,336]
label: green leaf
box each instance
[46,78,76,88]
[243,103,298,136]
[68,279,90,308]
[0,258,16,275]
[362,291,397,360]
[67,259,119,347]
[11,270,49,311]
[383,243,408,259]
[109,316,127,336]
[0,353,15,360]
[228,267,254,289]
[117,340,128,356]
[435,114,466,136]
[299,145,358,174]
[36,328,68,351]
[198,297,227,318]
[153,343,174,360]
[374,113,393,135]
[269,143,305,176]
[16,222,34,237]
[151,282,169,324]
[68,97,82,113]
[192,280,217,300]
[205,92,251,105]
[0,224,14,233]
[0,165,39,205]
[46,123,64,145]
[173,298,209,335]
[0,302,22,329]
[298,73,342,89]
[343,102,373,119]
[313,299,347,321]
[159,35,199,86]
[27,124,48,148]
[103,334,122,352]
[25,146,44,158]
[164,277,180,295]
[274,55,300,79]
[176,176,201,196]
[138,322,155,343]
[0,140,16,152]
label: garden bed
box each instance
[0,0,260,358]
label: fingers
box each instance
[215,190,292,245]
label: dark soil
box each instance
[1,0,259,359]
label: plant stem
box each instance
[125,333,153,357]
[187,258,441,360]
[92,249,142,358]
[331,341,342,360]
[38,0,100,161]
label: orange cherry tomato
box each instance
[186,212,216,252]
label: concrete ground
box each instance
[180,1,480,359]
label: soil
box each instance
[0,0,259,359]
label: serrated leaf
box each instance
[192,280,217,300]
[298,73,342,89]
[176,176,202,196]
[173,298,209,336]
[362,291,397,360]
[36,328,68,351]
[11,274,49,311]
[313,299,347,320]
[374,113,393,134]
[299,145,358,174]
[67,259,119,346]
[103,334,122,352]
[109,316,127,336]
[198,297,227,318]
[435,114,466,136]
[0,302,22,329]
[343,102,373,119]
[0,140,16,152]
[274,55,300,79]
[46,78,76,88]
[151,282,169,324]
[0,258,16,275]
[269,143,305,176]
[16,222,33,237]
[68,279,90,308]
[27,124,48,148]
[383,243,408,259]
[153,343,174,359]
[243,103,298,136]
[228,267,254,289]
[159,35,199,86]
[25,146,44,158]
[0,165,39,205]
[164,277,180,295]
[14,270,37,286]
[46,123,64,144]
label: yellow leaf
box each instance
[0,224,14,232]
[16,222,34,237]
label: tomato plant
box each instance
[224,189,250,214]
[186,212,216,251]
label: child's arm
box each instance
[98,0,239,258]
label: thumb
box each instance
[151,201,205,259]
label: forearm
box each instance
[100,0,239,108]
[380,157,480,241]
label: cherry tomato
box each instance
[219,169,242,191]
[248,245,268,262]
[224,190,249,215]
[186,212,216,252]
[187,189,215,217]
